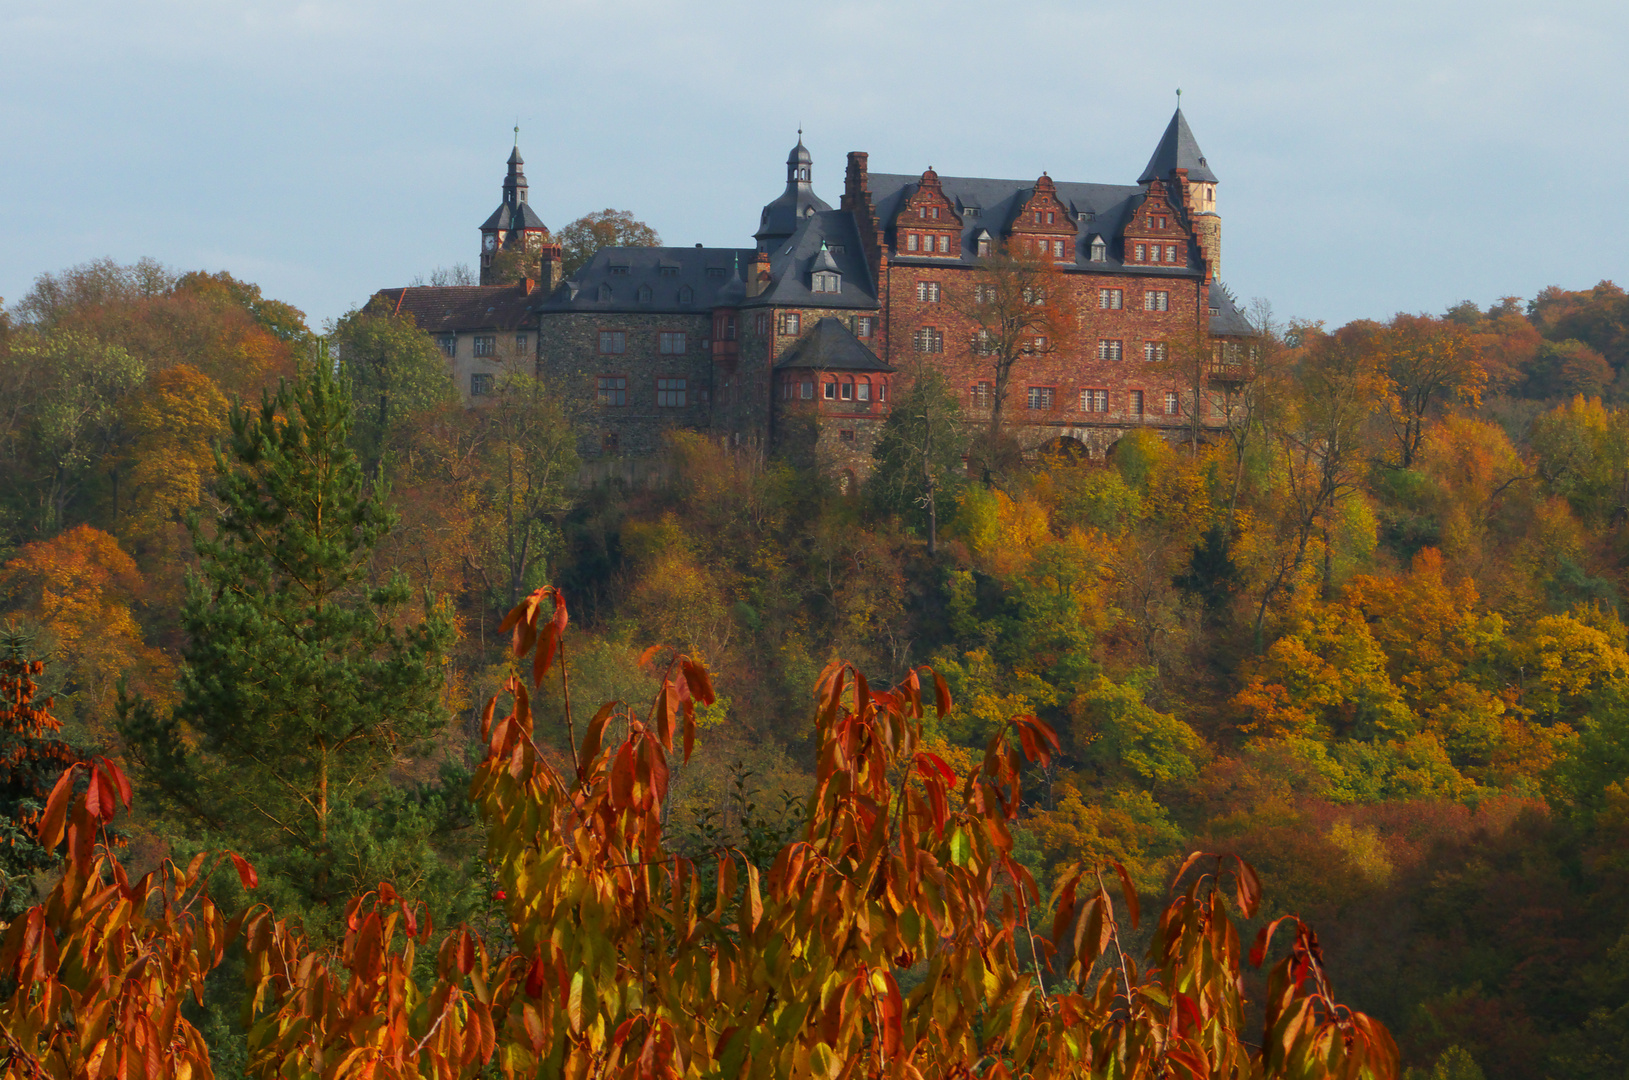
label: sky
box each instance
[2,0,1625,330]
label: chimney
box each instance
[747,251,772,299]
[539,243,564,290]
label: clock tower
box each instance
[479,134,553,285]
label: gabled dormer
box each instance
[891,168,963,258]
[1007,174,1076,262]
[1120,179,1190,269]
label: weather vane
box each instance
[513,121,519,146]
[1176,88,1182,106]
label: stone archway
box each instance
[1035,435,1090,464]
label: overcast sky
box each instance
[2,0,1625,329]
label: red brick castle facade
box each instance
[379,109,1254,474]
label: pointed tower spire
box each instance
[1139,106,1216,184]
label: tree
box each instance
[118,349,454,923]
[952,243,1079,474]
[868,367,966,553]
[473,375,577,609]
[118,364,229,556]
[556,208,662,277]
[331,303,458,477]
[0,628,86,918]
[1379,314,1486,469]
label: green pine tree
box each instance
[119,347,457,934]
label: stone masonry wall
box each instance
[536,312,714,459]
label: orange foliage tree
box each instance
[0,586,1397,1079]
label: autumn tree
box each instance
[118,349,453,927]
[117,364,229,559]
[1379,314,1486,468]
[952,243,1080,477]
[556,208,662,277]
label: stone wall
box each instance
[536,311,714,459]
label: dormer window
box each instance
[609,264,629,276]
[637,284,652,303]
[1090,237,1107,262]
[679,285,694,303]
[812,271,841,293]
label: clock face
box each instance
[484,235,497,251]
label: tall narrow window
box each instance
[515,334,528,351]
[1129,390,1144,416]
[856,316,875,337]
[1134,244,1146,262]
[906,234,919,252]
[937,234,949,253]
[1164,391,1180,415]
[971,382,992,409]
[438,335,457,356]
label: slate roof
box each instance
[747,210,879,310]
[531,246,757,314]
[866,172,1201,278]
[372,284,537,331]
[755,139,833,244]
[1208,283,1254,336]
[774,317,894,372]
[1139,108,1217,184]
[480,200,548,232]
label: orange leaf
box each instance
[229,852,259,890]
[38,765,75,849]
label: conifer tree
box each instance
[120,348,454,926]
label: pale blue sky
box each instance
[2,0,1625,329]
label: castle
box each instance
[373,109,1254,477]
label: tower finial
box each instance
[513,122,519,147]
[1176,88,1181,108]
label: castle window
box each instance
[1099,289,1123,310]
[812,271,841,293]
[1090,237,1107,262]
[1032,335,1049,352]
[930,207,939,219]
[856,380,870,402]
[1144,341,1167,362]
[779,313,800,335]
[597,285,613,301]
[977,235,991,257]
[1033,212,1042,224]
[597,376,627,406]
[637,284,652,303]
[975,285,996,304]
[877,381,887,402]
[964,206,979,218]
[1129,390,1144,416]
[656,378,687,407]
[515,334,528,351]
[660,265,678,277]
[437,335,456,356]
[971,382,992,409]
[1144,290,1169,312]
[1164,391,1180,415]
[828,244,845,254]
[801,380,813,399]
[917,281,941,303]
[840,429,855,442]
[706,267,725,278]
[679,285,694,303]
[937,235,949,253]
[1080,389,1108,413]
[824,381,836,400]
[756,314,769,335]
[914,327,943,353]
[1027,387,1054,411]
[1165,244,1177,263]
[1134,244,1146,262]
[470,373,495,396]
[906,233,919,252]
[840,379,853,401]
[975,329,993,356]
[473,335,496,357]
[856,316,875,338]
[609,265,629,276]
[602,432,619,453]
[1097,339,1124,361]
[659,331,687,355]
[598,331,626,354]
[1209,306,1221,316]
[1052,240,1064,257]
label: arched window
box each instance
[678,285,694,303]
[823,380,836,401]
[637,284,652,303]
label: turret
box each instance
[1141,106,1220,276]
[754,133,832,250]
[479,133,551,285]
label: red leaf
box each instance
[37,765,76,849]
[681,657,715,706]
[550,590,568,634]
[1111,861,1141,929]
[932,671,952,718]
[229,852,259,890]
[533,622,559,687]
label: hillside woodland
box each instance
[5,259,1629,1077]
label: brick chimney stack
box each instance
[747,251,772,299]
